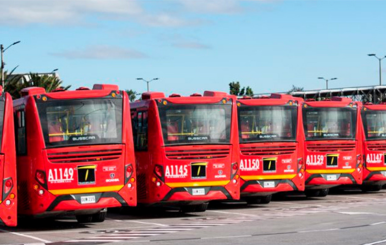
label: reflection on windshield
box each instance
[238,106,297,142]
[363,111,386,139]
[159,104,231,145]
[303,108,356,140]
[38,98,122,147]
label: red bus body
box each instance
[361,103,386,190]
[237,94,305,202]
[130,91,240,210]
[0,91,17,227]
[14,85,136,221]
[302,97,363,193]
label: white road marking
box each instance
[371,222,386,226]
[298,228,340,233]
[338,212,386,216]
[67,240,124,242]
[363,239,386,245]
[201,235,253,239]
[127,220,168,227]
[206,210,258,217]
[0,229,51,243]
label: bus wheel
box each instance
[318,189,329,197]
[92,210,107,222]
[305,190,320,197]
[260,195,272,204]
[246,197,261,205]
[76,214,93,223]
[181,203,208,213]
[195,203,209,212]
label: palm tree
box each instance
[4,72,71,99]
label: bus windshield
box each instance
[158,104,232,145]
[37,98,122,148]
[303,107,356,140]
[238,106,297,142]
[363,110,386,140]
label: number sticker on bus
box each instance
[48,168,74,183]
[306,155,324,166]
[165,165,188,178]
[240,159,260,171]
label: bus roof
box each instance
[237,93,303,106]
[17,84,120,101]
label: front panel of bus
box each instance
[17,92,135,216]
[238,103,304,195]
[303,104,362,187]
[362,107,386,185]
[0,93,17,226]
[136,98,239,204]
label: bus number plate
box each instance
[263,181,275,188]
[192,188,205,196]
[326,174,338,181]
[81,196,96,204]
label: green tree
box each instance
[245,86,254,97]
[287,85,304,94]
[229,81,241,95]
[4,72,70,99]
[125,89,137,102]
[229,81,254,97]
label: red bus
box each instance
[361,102,386,191]
[237,94,305,204]
[130,91,240,212]
[0,88,17,227]
[302,97,363,196]
[14,84,136,222]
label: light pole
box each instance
[1,41,21,89]
[368,54,386,86]
[137,77,159,92]
[318,77,337,89]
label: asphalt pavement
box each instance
[1,189,386,245]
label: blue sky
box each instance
[1,0,385,96]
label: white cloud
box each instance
[173,0,279,14]
[0,0,279,26]
[0,0,185,27]
[51,45,147,60]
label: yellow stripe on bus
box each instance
[78,166,96,169]
[49,185,123,195]
[241,174,296,181]
[367,167,386,171]
[306,169,355,174]
[166,181,230,188]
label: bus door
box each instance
[0,93,17,227]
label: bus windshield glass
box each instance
[238,106,297,142]
[159,104,232,145]
[363,110,386,140]
[303,107,356,140]
[37,98,122,148]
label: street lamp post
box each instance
[137,77,159,92]
[368,54,386,86]
[1,41,21,89]
[318,77,337,89]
